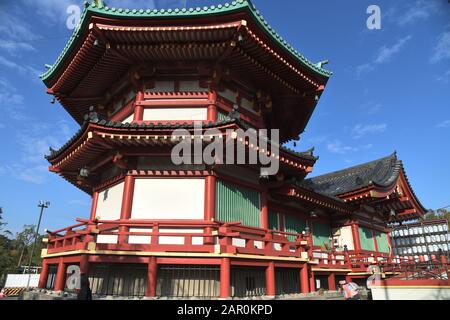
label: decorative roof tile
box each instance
[300,153,401,196]
[41,0,331,84]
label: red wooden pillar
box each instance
[266,261,275,297]
[133,91,144,121]
[38,260,49,289]
[204,175,216,244]
[300,264,309,293]
[146,256,157,297]
[119,175,135,244]
[372,229,379,253]
[386,232,393,259]
[309,270,316,292]
[260,190,269,230]
[89,191,99,220]
[220,258,231,299]
[54,259,66,291]
[351,223,361,252]
[328,272,336,291]
[207,91,217,122]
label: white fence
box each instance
[4,274,40,288]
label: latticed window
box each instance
[215,180,261,228]
[312,222,330,248]
[284,214,307,242]
[359,226,376,251]
[375,231,390,253]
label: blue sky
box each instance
[0,0,449,234]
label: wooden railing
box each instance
[44,219,310,259]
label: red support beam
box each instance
[300,264,309,293]
[372,229,379,253]
[38,260,49,289]
[119,175,135,244]
[309,270,316,292]
[220,257,231,299]
[204,175,216,244]
[207,90,217,122]
[260,189,269,230]
[89,191,99,220]
[146,256,157,297]
[351,223,362,252]
[54,258,66,291]
[266,261,275,297]
[133,91,144,121]
[328,273,336,291]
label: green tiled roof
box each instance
[41,0,332,84]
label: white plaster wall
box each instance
[131,178,205,220]
[97,229,118,244]
[158,228,204,245]
[95,182,124,220]
[336,226,355,250]
[232,238,246,248]
[128,228,153,244]
[371,287,450,300]
[143,108,207,121]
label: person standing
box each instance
[338,280,361,300]
[77,274,92,300]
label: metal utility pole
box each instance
[26,201,50,290]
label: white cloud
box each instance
[436,120,450,128]
[356,63,375,78]
[351,123,387,139]
[430,31,450,63]
[0,77,28,121]
[359,101,382,115]
[327,140,358,154]
[397,0,440,26]
[0,8,39,54]
[0,55,41,80]
[357,36,412,77]
[0,79,75,184]
[21,0,81,25]
[436,69,450,83]
[374,35,412,64]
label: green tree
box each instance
[424,208,450,228]
[14,225,36,269]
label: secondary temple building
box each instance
[38,0,427,298]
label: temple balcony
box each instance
[43,219,312,261]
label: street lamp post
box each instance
[26,201,50,290]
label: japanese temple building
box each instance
[37,0,428,298]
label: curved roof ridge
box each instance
[300,152,400,196]
[308,152,397,183]
[40,0,332,84]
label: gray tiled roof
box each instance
[300,152,401,196]
[45,117,317,162]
